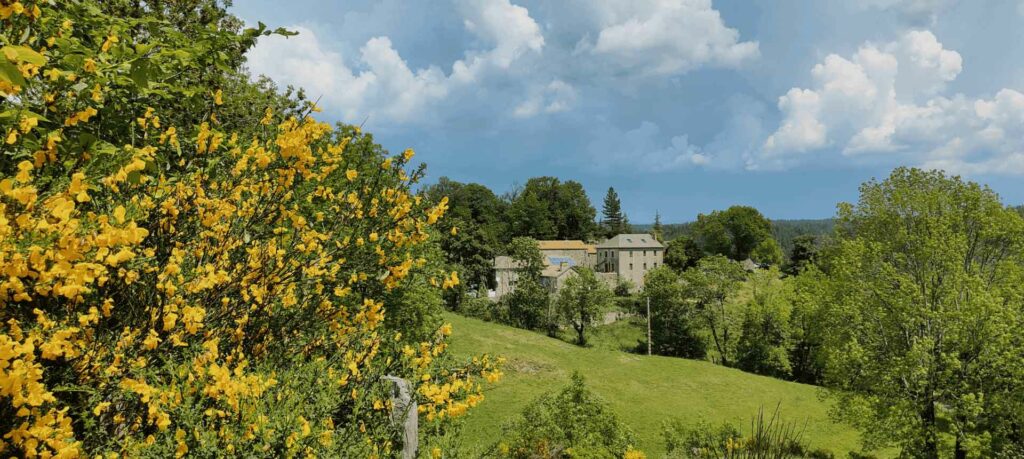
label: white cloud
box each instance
[859,0,958,22]
[588,121,709,172]
[246,0,545,124]
[513,80,577,117]
[761,30,1024,174]
[581,0,759,76]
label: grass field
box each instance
[445,312,871,457]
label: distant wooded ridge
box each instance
[634,218,835,255]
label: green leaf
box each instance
[130,58,151,88]
[91,141,118,156]
[127,171,142,185]
[0,60,26,87]
[273,27,299,37]
[2,45,47,66]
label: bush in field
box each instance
[0,2,499,456]
[490,372,640,458]
[662,407,820,459]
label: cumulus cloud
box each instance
[761,30,1024,174]
[581,0,759,76]
[588,121,709,173]
[513,80,577,117]
[246,0,545,124]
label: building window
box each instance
[643,263,647,269]
[643,250,647,256]
[629,263,633,270]
[630,251,633,258]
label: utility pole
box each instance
[646,296,652,356]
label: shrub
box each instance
[0,2,498,456]
[614,279,635,297]
[662,406,816,459]
[490,372,639,458]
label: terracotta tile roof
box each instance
[536,240,590,251]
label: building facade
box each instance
[492,234,663,299]
[595,234,664,290]
[536,240,596,268]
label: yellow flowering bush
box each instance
[1,1,498,457]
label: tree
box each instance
[493,372,638,458]
[822,168,1024,457]
[552,180,598,241]
[556,268,613,345]
[507,237,545,280]
[422,178,508,306]
[664,236,703,272]
[652,211,665,242]
[783,234,818,276]
[501,237,550,330]
[787,267,829,384]
[750,238,783,266]
[735,269,793,378]
[693,206,774,261]
[601,187,631,237]
[643,267,707,358]
[508,177,597,241]
[507,191,556,240]
[682,256,747,366]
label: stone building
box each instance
[595,234,664,290]
[536,240,596,268]
[492,234,663,299]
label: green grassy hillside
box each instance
[445,312,866,456]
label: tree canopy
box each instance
[692,206,774,262]
[821,167,1024,456]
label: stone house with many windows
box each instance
[595,234,664,290]
[492,235,663,299]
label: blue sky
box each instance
[231,0,1024,222]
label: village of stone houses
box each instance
[5,2,1024,458]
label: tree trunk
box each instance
[921,400,939,459]
[954,436,966,459]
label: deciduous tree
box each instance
[822,168,1024,456]
[683,256,747,366]
[556,268,612,345]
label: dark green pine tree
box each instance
[601,187,625,238]
[652,211,664,242]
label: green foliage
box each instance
[785,269,829,385]
[508,190,557,240]
[508,177,598,241]
[490,372,638,458]
[735,270,793,378]
[821,167,1024,456]
[783,235,819,276]
[664,236,703,272]
[693,206,774,262]
[602,187,632,238]
[507,237,544,279]
[683,256,747,366]
[500,279,551,331]
[615,278,636,297]
[770,220,834,257]
[644,267,707,359]
[751,238,784,266]
[556,268,613,345]
[653,211,665,242]
[662,407,816,459]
